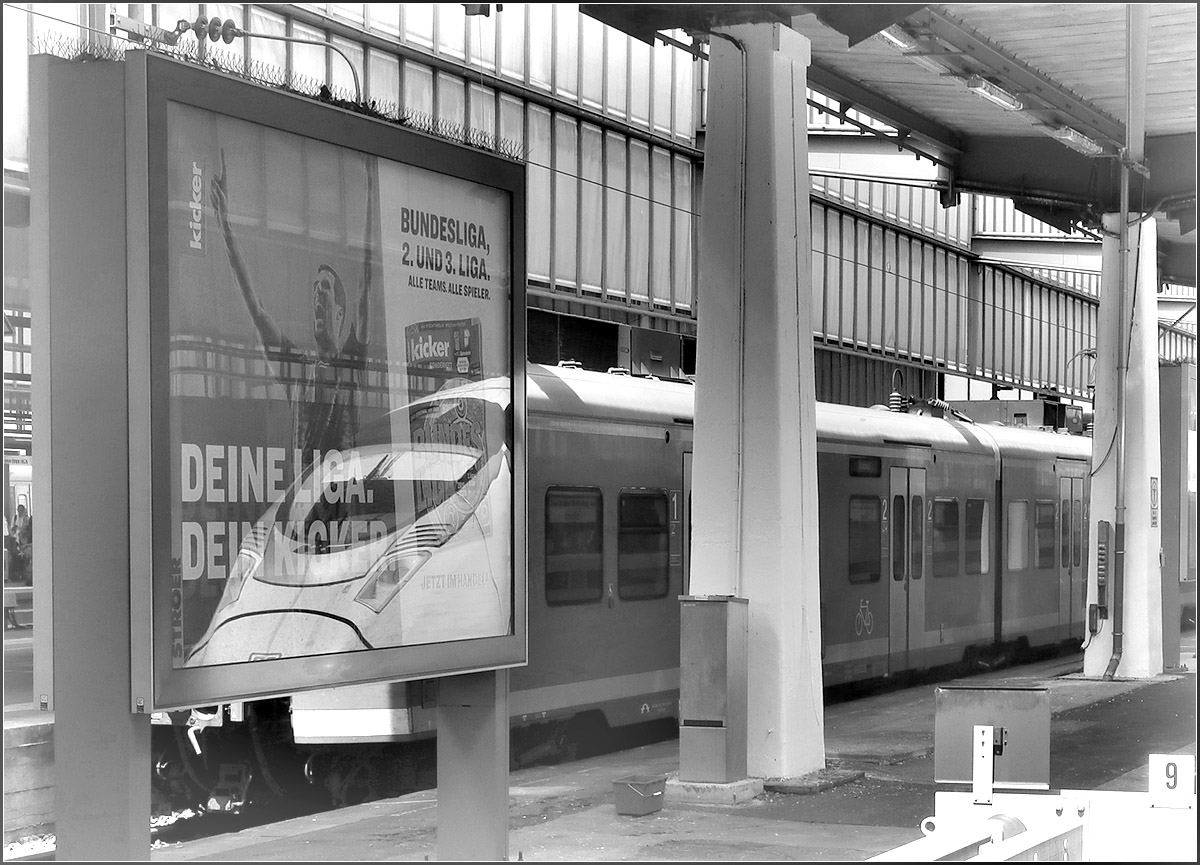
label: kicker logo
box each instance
[187,161,203,252]
[409,333,451,362]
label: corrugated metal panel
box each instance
[813,348,940,407]
[1159,326,1198,364]
[975,266,1100,398]
[811,198,974,376]
[809,190,1117,400]
[812,175,972,248]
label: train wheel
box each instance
[553,722,579,763]
[962,645,981,673]
[245,699,311,803]
[1013,636,1032,664]
[567,712,610,760]
[167,724,220,812]
[511,721,577,768]
[151,744,207,814]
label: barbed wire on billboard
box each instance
[28,32,526,165]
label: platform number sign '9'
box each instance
[1148,753,1195,808]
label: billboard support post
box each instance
[30,53,152,859]
[436,670,511,860]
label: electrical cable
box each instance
[8,2,123,43]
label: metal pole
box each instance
[1104,3,1149,680]
[1105,146,1129,680]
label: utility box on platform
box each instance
[934,684,1050,789]
[679,595,748,783]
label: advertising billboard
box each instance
[128,53,526,711]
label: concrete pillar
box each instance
[29,54,151,858]
[690,22,825,779]
[1083,215,1163,678]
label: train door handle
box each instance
[608,584,614,608]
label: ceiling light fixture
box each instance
[874,26,917,51]
[1047,125,1106,156]
[965,75,1023,111]
[873,26,951,75]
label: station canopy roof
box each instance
[581,3,1197,286]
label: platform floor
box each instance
[151,656,1198,862]
[4,628,1195,859]
[6,637,1194,861]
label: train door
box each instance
[888,466,926,671]
[1058,463,1087,638]
[681,451,692,595]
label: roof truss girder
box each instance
[805,62,963,158]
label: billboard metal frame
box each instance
[125,50,527,712]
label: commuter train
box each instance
[154,360,1102,810]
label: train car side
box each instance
[817,407,1004,685]
[816,407,1092,686]
[292,380,1093,732]
[515,366,693,737]
[980,424,1091,654]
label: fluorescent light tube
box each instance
[875,26,917,51]
[965,75,1023,111]
[1048,126,1105,156]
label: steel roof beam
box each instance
[805,61,964,157]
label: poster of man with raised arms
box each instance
[165,103,513,669]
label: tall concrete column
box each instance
[29,54,151,858]
[1083,214,1163,678]
[690,22,825,779]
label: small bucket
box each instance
[613,773,667,816]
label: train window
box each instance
[848,496,881,583]
[849,456,881,477]
[931,498,959,578]
[910,495,924,579]
[891,495,906,580]
[545,487,604,606]
[965,499,990,575]
[1035,501,1056,568]
[617,491,670,600]
[1007,500,1029,571]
